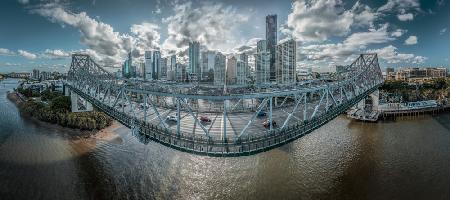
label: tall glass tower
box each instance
[189,41,200,80]
[266,14,277,82]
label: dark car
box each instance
[257,110,267,117]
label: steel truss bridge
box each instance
[65,53,383,157]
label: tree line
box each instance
[18,90,112,131]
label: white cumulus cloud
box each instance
[404,35,418,45]
[367,45,426,64]
[0,48,15,56]
[18,50,37,59]
[397,13,414,21]
[162,2,249,54]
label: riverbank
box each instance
[7,91,120,141]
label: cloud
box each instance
[378,0,420,13]
[397,13,413,21]
[43,49,70,59]
[31,2,135,65]
[0,48,15,56]
[130,22,161,55]
[440,28,447,35]
[404,35,417,45]
[367,45,426,64]
[300,24,395,65]
[232,37,261,55]
[283,0,377,42]
[3,62,21,67]
[391,29,407,37]
[18,50,37,59]
[162,2,249,53]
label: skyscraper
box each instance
[152,51,161,80]
[189,41,200,80]
[226,56,237,85]
[144,50,161,80]
[236,60,247,85]
[276,39,296,84]
[235,53,249,85]
[255,40,270,85]
[126,51,136,78]
[214,52,226,86]
[201,51,216,82]
[266,14,277,82]
[144,51,153,80]
[170,55,176,71]
[160,57,167,79]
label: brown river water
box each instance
[0,79,449,200]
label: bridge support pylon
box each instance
[65,86,93,112]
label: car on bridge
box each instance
[262,120,277,128]
[139,103,150,109]
[199,116,211,122]
[166,115,177,122]
[257,110,267,117]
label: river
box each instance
[0,78,449,200]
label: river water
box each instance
[0,78,449,200]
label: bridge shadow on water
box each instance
[432,112,450,132]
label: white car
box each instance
[166,115,177,122]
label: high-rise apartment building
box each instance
[214,52,226,86]
[234,53,249,85]
[266,14,277,82]
[226,56,237,85]
[275,39,296,84]
[32,69,40,80]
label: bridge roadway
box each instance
[66,84,381,157]
[84,84,340,140]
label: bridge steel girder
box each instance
[65,53,384,156]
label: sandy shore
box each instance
[70,121,124,155]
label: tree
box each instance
[50,96,71,112]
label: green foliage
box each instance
[381,78,450,102]
[380,80,410,90]
[41,89,62,101]
[18,91,112,131]
[50,96,71,112]
[17,88,40,98]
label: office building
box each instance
[201,51,216,82]
[226,56,237,85]
[144,50,161,80]
[189,41,200,80]
[255,40,270,85]
[266,14,277,81]
[160,57,167,79]
[214,52,226,86]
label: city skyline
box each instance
[0,0,449,73]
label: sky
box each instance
[0,0,449,73]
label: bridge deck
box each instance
[67,84,380,157]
